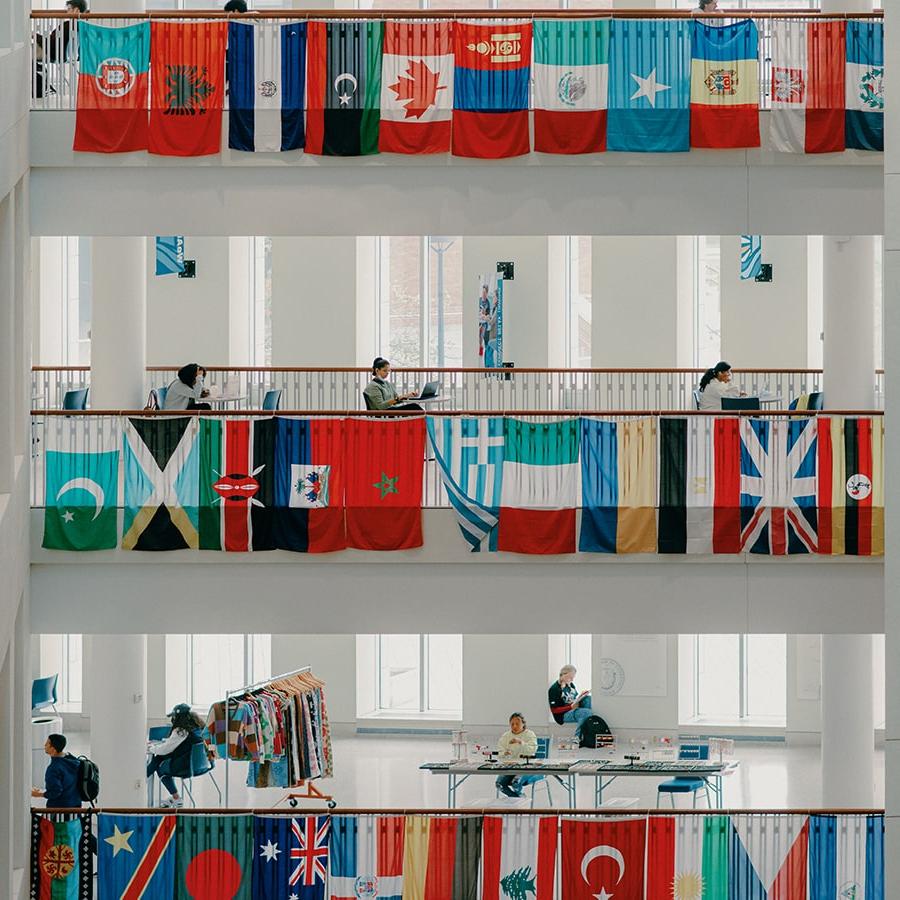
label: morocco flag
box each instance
[562,818,646,900]
[149,21,227,157]
[176,814,252,900]
[379,21,453,154]
[345,417,425,550]
[74,22,149,153]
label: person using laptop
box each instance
[364,357,424,411]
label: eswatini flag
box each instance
[817,416,884,556]
[73,22,149,153]
[482,816,556,900]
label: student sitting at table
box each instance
[495,712,538,798]
[363,357,423,411]
[164,363,211,410]
[698,361,746,411]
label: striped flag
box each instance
[740,235,762,280]
[98,814,176,900]
[809,815,884,900]
[646,814,730,900]
[330,815,405,900]
[402,816,481,900]
[845,21,883,152]
[730,814,809,899]
[482,816,557,900]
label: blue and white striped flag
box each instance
[740,234,762,280]
[155,236,184,275]
[427,416,504,552]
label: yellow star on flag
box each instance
[104,825,134,857]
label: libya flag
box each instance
[176,814,253,900]
[306,20,383,156]
[43,450,119,550]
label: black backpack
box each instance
[76,756,100,804]
[579,715,612,749]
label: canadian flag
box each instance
[379,21,454,154]
[561,818,646,900]
[482,816,557,900]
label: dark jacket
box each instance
[548,681,579,725]
[45,754,82,808]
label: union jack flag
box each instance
[740,418,817,554]
[290,816,330,888]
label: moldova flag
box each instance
[176,814,253,900]
[330,815,406,900]
[227,21,306,152]
[98,813,176,900]
[73,22,149,153]
[845,21,883,151]
[690,20,760,149]
[452,21,532,158]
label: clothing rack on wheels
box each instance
[222,665,336,808]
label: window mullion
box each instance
[739,636,748,720]
[420,634,428,713]
[420,238,429,368]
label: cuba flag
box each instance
[228,21,306,152]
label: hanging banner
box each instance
[155,236,185,275]
[477,274,503,368]
[740,235,762,280]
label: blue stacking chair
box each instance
[262,389,282,411]
[657,743,711,808]
[156,742,222,808]
[692,389,701,410]
[62,388,89,411]
[495,736,554,808]
[32,674,59,713]
[789,391,823,411]
[155,385,169,409]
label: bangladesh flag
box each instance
[42,450,119,551]
[306,20,383,156]
[176,814,253,900]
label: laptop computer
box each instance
[410,381,440,401]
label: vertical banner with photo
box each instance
[477,275,503,368]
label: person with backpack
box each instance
[548,664,593,739]
[31,733,82,808]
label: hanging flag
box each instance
[728,814,809,900]
[769,20,845,154]
[176,814,253,900]
[31,812,94,900]
[253,816,330,900]
[426,416,504,552]
[482,816,557,900]
[155,236,185,275]
[73,22,150,153]
[379,21,453,154]
[809,814,884,900]
[330,815,406,900]
[344,418,425,550]
[645,814,731,900]
[817,416,884,556]
[740,417,818,555]
[497,418,579,554]
[690,20,760,149]
[306,21,383,156]
[122,417,199,550]
[740,235,762,280]
[149,22,227,157]
[845,21,883,152]
[607,19,691,153]
[561,817,646,900]
[452,20,532,158]
[402,816,481,900]
[533,19,609,155]
[97,813,177,900]
[579,418,657,554]
[227,21,306,152]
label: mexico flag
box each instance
[482,816,557,900]
[73,22,149,153]
[379,21,453,154]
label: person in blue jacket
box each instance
[32,733,82,808]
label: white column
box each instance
[822,236,875,408]
[0,638,15,900]
[89,635,148,807]
[90,237,147,408]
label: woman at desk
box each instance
[163,363,211,410]
[147,703,206,808]
[698,361,746,411]
[364,358,423,411]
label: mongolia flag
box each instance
[74,22,149,153]
[330,815,405,900]
[176,814,253,900]
[817,416,883,556]
[845,21,883,151]
[809,814,884,900]
[690,20,760,149]
[227,21,306,152]
[98,813,176,900]
[607,19,691,153]
[729,814,809,900]
[344,418,425,550]
[579,417,657,554]
[533,19,609,155]
[497,418,579,555]
[646,815,731,900]
[380,21,453,154]
[770,20,845,154]
[402,816,481,900]
[306,21,383,156]
[253,816,330,900]
[149,22,227,157]
[452,20,532,158]
[561,818,645,900]
[482,816,557,900]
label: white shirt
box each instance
[148,727,190,757]
[698,378,741,411]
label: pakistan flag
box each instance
[43,450,119,550]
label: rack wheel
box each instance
[327,800,337,809]
[289,798,298,808]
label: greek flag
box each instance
[426,416,504,552]
[740,235,762,280]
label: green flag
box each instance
[176,814,253,900]
[42,450,119,550]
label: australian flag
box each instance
[254,816,330,900]
[740,417,817,555]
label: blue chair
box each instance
[692,389,701,410]
[62,388,89,411]
[721,397,761,411]
[657,743,711,808]
[155,385,168,410]
[157,742,222,808]
[32,675,59,713]
[262,389,282,411]
[496,736,554,808]
[808,391,824,410]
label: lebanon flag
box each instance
[646,814,731,900]
[482,816,557,900]
[330,815,406,900]
[562,818,646,900]
[402,816,481,900]
[344,417,425,550]
[770,20,845,153]
[149,21,227,157]
[74,22,149,153]
[380,21,453,154]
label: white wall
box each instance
[786,634,822,744]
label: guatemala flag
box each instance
[228,21,306,152]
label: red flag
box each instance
[149,22,227,157]
[344,418,425,550]
[712,417,742,553]
[561,818,646,900]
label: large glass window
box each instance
[39,634,83,708]
[251,236,273,367]
[693,236,721,366]
[566,237,592,368]
[548,634,592,691]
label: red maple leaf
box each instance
[388,59,446,119]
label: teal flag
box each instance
[43,450,119,550]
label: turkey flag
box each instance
[561,818,646,900]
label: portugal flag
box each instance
[149,21,227,156]
[561,818,646,900]
[176,814,252,900]
[74,22,149,153]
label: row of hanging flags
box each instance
[72,17,884,158]
[40,414,882,557]
[32,810,885,900]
